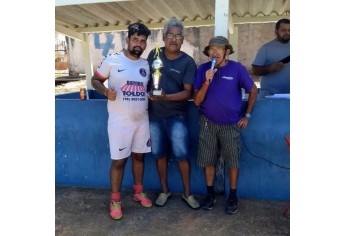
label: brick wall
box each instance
[238,23,276,81]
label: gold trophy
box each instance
[152,45,163,96]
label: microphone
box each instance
[210,57,216,70]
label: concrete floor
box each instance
[56,185,290,236]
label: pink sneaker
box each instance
[133,192,152,207]
[109,201,122,220]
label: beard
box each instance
[128,46,143,58]
[279,34,290,43]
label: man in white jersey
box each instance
[91,23,152,221]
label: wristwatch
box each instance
[244,113,251,119]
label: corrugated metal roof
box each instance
[56,0,290,35]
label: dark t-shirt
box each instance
[147,47,196,119]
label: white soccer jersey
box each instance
[96,51,150,125]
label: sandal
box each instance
[182,195,200,210]
[155,192,171,207]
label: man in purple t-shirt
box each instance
[194,36,257,215]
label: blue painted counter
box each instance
[56,91,290,200]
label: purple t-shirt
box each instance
[194,60,254,125]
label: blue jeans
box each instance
[149,115,190,161]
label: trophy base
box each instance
[152,89,163,96]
